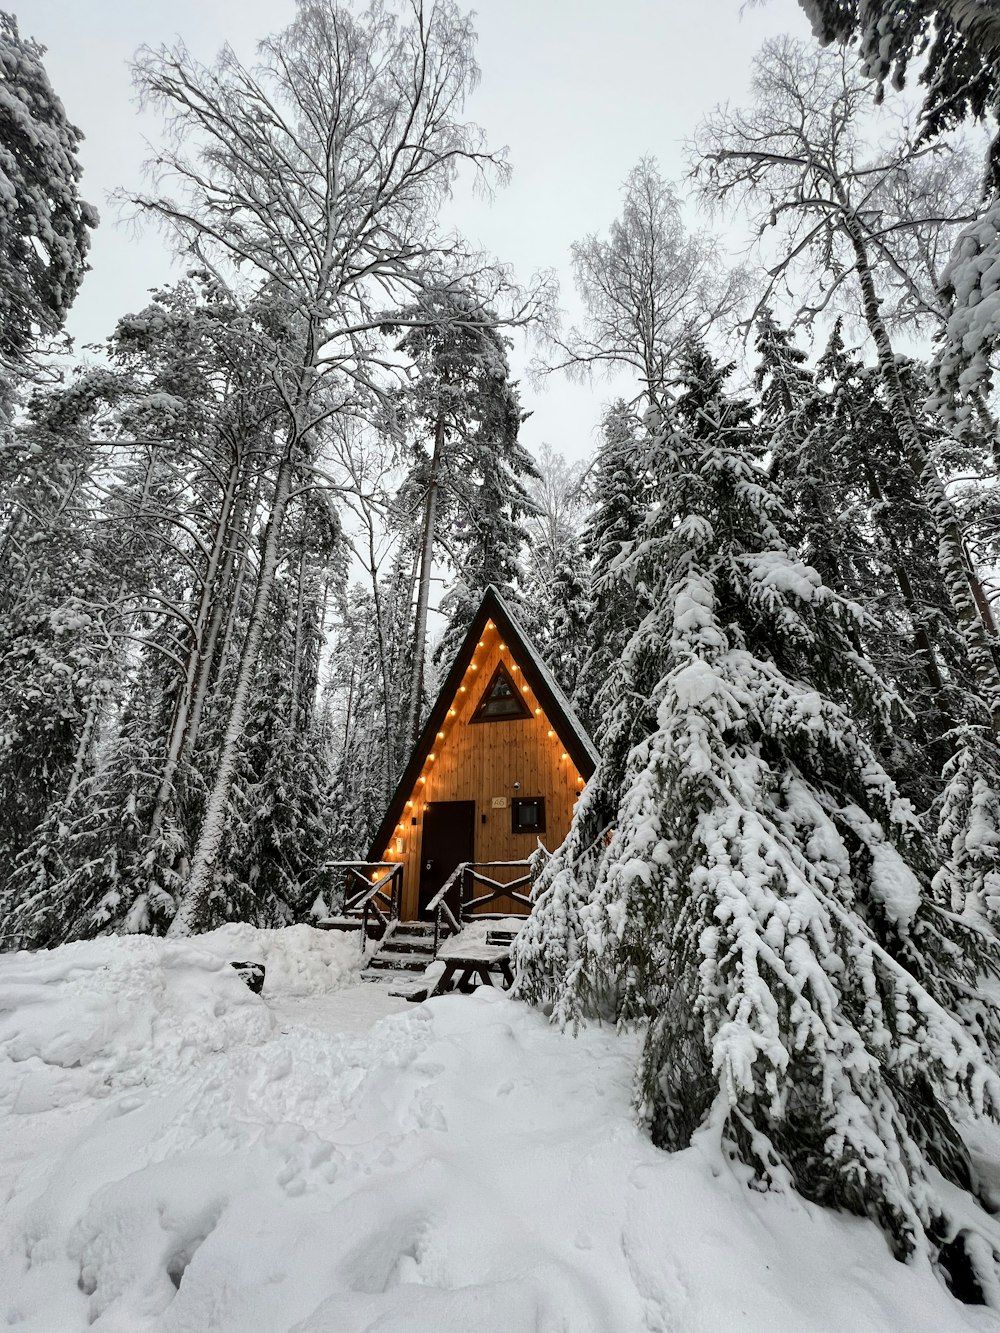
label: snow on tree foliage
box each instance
[934,723,1000,927]
[572,402,652,742]
[515,345,1000,1293]
[0,12,96,361]
[798,2,1000,430]
[384,286,536,743]
[799,2,1000,181]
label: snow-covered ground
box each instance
[1,925,997,1332]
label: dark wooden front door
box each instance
[418,801,475,918]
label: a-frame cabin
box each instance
[368,586,599,922]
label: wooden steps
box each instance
[360,922,438,990]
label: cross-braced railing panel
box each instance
[314,861,403,945]
[428,860,534,954]
[462,865,533,916]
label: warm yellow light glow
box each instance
[561,752,568,761]
[486,621,494,629]
[547,730,554,739]
[437,731,444,739]
[470,664,478,671]
[406,800,413,807]
[448,708,456,716]
[535,707,542,715]
[418,776,426,784]
[428,753,436,761]
[499,643,507,651]
[521,685,529,693]
[478,640,484,647]
[459,686,466,692]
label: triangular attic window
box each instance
[470,660,533,723]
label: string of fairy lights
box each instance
[386,619,586,865]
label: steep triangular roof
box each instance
[367,586,599,860]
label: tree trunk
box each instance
[288,539,307,730]
[406,413,444,750]
[183,462,256,767]
[216,469,264,677]
[149,441,242,840]
[168,447,295,936]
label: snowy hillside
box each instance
[0,926,996,1332]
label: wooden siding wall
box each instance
[384,622,585,919]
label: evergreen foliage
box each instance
[573,402,653,741]
[0,13,97,363]
[516,346,1000,1290]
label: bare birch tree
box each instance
[543,158,748,411]
[125,0,531,934]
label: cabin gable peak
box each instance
[365,587,598,917]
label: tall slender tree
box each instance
[124,0,537,934]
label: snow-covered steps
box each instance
[314,915,366,935]
[360,922,438,987]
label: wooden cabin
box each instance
[367,586,599,922]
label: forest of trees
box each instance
[8,0,1000,1305]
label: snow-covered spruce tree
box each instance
[773,320,975,807]
[696,37,1000,729]
[386,286,535,740]
[520,444,591,696]
[0,13,96,367]
[516,344,1000,1296]
[572,401,653,741]
[529,537,592,701]
[435,402,537,666]
[423,314,536,672]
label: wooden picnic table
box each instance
[430,943,514,996]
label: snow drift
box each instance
[0,926,996,1331]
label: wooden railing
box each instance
[313,861,403,945]
[428,860,534,956]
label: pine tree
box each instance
[516,344,1000,1295]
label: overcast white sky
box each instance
[20,0,814,461]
